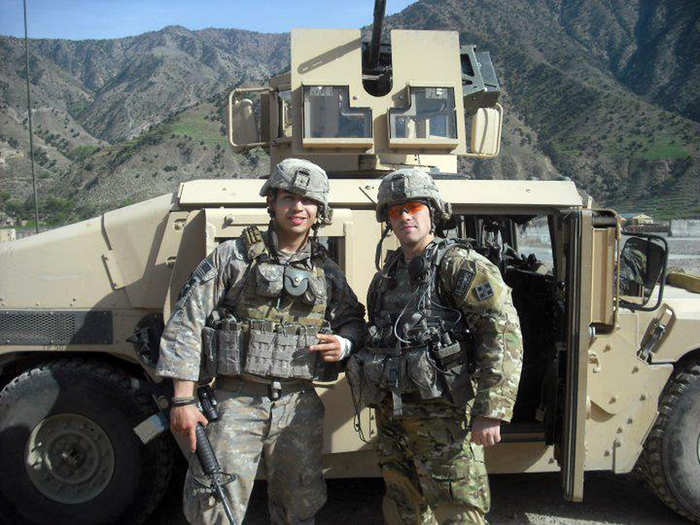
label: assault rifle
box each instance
[133,386,237,524]
[195,386,236,524]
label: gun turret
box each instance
[368,0,386,71]
[229,2,506,172]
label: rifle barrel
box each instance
[214,483,237,525]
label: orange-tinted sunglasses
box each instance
[387,201,427,221]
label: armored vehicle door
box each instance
[557,209,593,502]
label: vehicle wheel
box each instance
[640,356,700,523]
[0,358,175,525]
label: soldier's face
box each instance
[388,201,432,248]
[271,190,318,238]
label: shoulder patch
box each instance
[455,268,475,297]
[474,282,494,302]
[193,259,215,281]
[175,258,216,308]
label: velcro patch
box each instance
[292,170,310,191]
[474,282,494,302]
[176,259,216,308]
[455,268,475,297]
[193,259,214,280]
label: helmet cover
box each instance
[376,168,451,224]
[260,158,332,224]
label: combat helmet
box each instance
[260,158,332,225]
[376,168,451,226]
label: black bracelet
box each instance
[171,397,198,407]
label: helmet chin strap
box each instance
[375,203,439,271]
[375,224,392,272]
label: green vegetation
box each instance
[109,125,168,168]
[641,142,690,161]
[0,135,20,149]
[67,98,90,118]
[1,195,97,227]
[68,144,101,162]
[168,110,227,145]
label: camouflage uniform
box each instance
[351,168,523,525]
[157,159,367,524]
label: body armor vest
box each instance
[351,238,474,415]
[204,226,338,383]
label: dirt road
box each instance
[149,466,688,524]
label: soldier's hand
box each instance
[170,404,209,452]
[309,333,343,362]
[470,416,502,447]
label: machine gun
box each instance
[133,386,237,524]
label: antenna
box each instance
[23,0,40,234]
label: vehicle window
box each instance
[302,86,372,138]
[389,87,457,139]
[516,216,553,273]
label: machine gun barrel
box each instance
[368,0,386,71]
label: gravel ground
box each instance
[148,464,689,524]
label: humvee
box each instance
[1,3,698,524]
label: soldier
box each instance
[347,168,523,524]
[156,158,367,524]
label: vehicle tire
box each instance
[0,358,175,525]
[640,356,700,523]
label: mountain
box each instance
[390,0,699,216]
[1,0,698,226]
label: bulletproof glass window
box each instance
[515,216,554,273]
[302,86,372,139]
[389,87,457,139]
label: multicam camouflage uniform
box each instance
[349,168,523,525]
[157,159,366,525]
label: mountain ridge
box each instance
[1,0,698,227]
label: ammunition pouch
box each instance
[283,266,310,297]
[255,263,284,298]
[432,341,475,408]
[202,320,338,383]
[254,262,324,307]
[303,271,326,306]
[346,350,385,411]
[348,342,474,415]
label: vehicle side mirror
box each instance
[232,98,259,146]
[228,87,274,151]
[619,234,668,311]
[466,104,502,158]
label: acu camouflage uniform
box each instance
[157,160,366,525]
[350,168,523,525]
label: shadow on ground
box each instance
[148,462,687,524]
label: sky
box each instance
[0,0,417,40]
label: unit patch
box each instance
[474,282,494,302]
[455,268,475,297]
[176,258,216,308]
[193,259,215,281]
